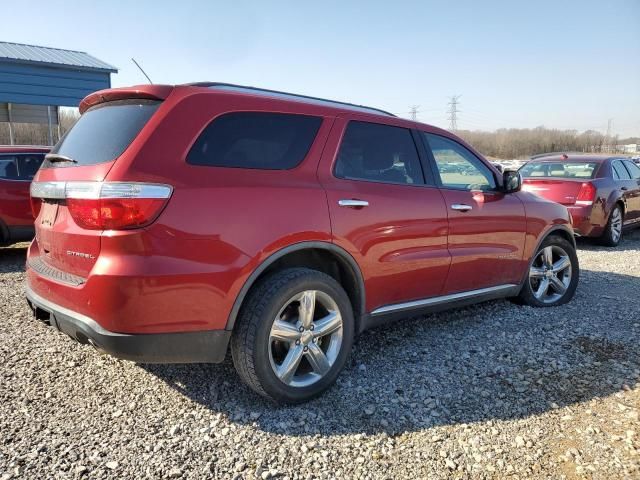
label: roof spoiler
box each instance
[79,85,174,114]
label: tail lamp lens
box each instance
[575,182,596,206]
[31,182,172,230]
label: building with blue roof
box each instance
[0,41,117,144]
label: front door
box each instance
[421,132,527,293]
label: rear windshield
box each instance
[520,161,599,179]
[45,99,160,167]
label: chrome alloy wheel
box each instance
[529,245,573,304]
[268,290,343,387]
[610,208,622,243]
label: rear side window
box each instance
[46,100,160,167]
[187,112,322,170]
[334,121,424,185]
[520,162,598,179]
[622,160,640,179]
[612,161,631,180]
[0,154,44,180]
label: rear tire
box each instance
[598,205,623,247]
[516,235,579,307]
[231,268,354,404]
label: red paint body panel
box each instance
[27,84,574,342]
[0,146,48,244]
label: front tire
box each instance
[598,205,623,247]
[231,268,354,404]
[517,235,579,307]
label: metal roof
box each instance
[0,41,117,73]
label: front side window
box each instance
[0,154,44,180]
[187,112,322,170]
[334,121,424,185]
[423,133,496,191]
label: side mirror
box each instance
[503,170,522,193]
[492,163,504,173]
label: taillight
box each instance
[575,182,596,206]
[31,182,172,230]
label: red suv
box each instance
[26,83,579,403]
[0,146,48,246]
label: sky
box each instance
[5,0,640,137]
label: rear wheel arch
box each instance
[226,242,365,332]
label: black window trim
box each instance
[331,119,435,188]
[419,132,500,192]
[185,111,324,171]
[0,152,46,182]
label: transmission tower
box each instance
[409,105,420,121]
[605,118,613,153]
[447,95,461,131]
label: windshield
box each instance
[45,100,160,167]
[520,161,598,179]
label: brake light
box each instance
[575,182,596,206]
[31,182,172,230]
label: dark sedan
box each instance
[520,154,640,246]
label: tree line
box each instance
[457,127,638,159]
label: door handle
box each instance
[451,203,473,212]
[338,199,369,208]
[621,187,628,191]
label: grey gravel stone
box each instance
[1,232,640,478]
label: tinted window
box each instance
[334,121,424,185]
[612,161,631,180]
[0,154,44,180]
[520,161,598,179]
[187,112,322,170]
[47,100,160,167]
[424,133,496,191]
[622,160,640,179]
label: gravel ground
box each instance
[1,232,639,480]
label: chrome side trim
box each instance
[338,199,369,208]
[370,284,517,316]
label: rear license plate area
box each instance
[40,202,59,228]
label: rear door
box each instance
[319,117,451,313]
[421,132,526,293]
[0,155,35,226]
[620,160,640,224]
[32,99,161,278]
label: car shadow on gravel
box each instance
[141,266,640,437]
[576,227,640,252]
[0,245,28,274]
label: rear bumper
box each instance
[25,286,230,363]
[567,205,603,238]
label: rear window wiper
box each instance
[45,153,78,164]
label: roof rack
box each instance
[186,82,397,117]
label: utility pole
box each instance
[409,105,420,121]
[447,95,461,131]
[605,118,613,153]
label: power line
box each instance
[447,95,461,131]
